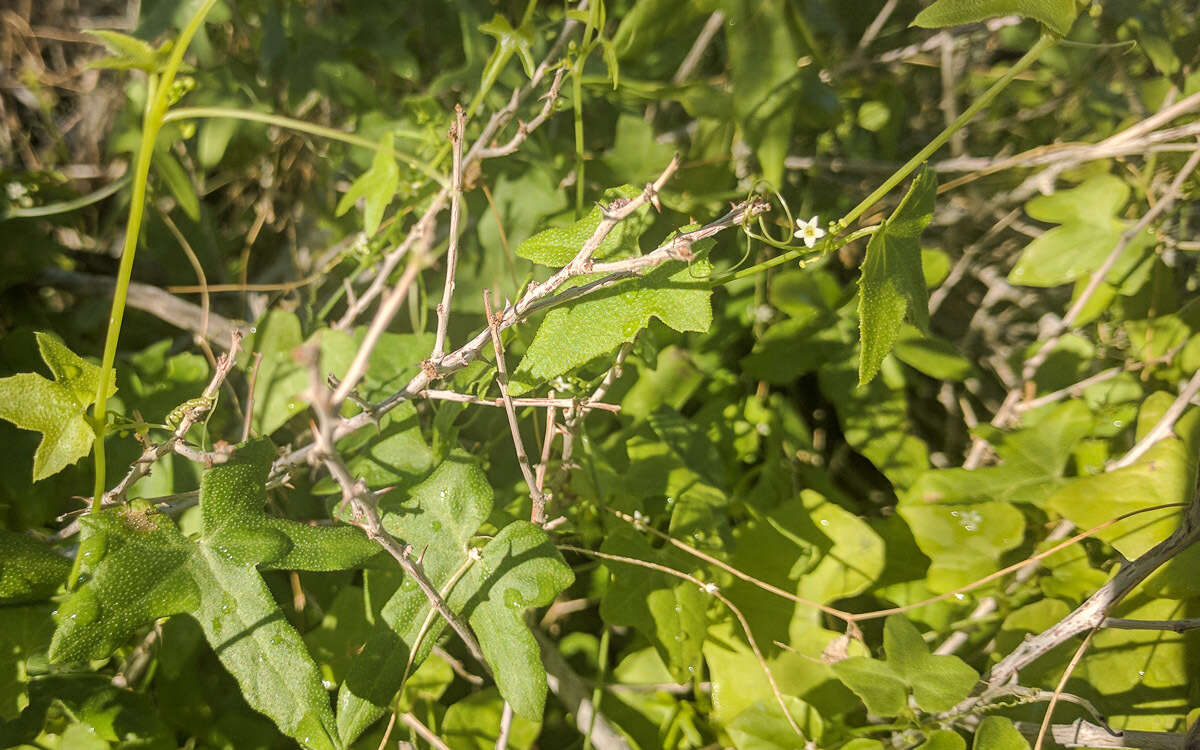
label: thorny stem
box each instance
[432,106,467,363]
[484,290,547,523]
[271,166,764,482]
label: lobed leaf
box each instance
[512,243,714,394]
[0,333,116,481]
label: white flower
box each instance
[794,216,826,249]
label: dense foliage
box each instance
[1,0,1199,748]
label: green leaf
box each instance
[727,696,824,749]
[602,115,677,186]
[883,615,978,712]
[906,401,1092,509]
[0,530,70,603]
[820,359,930,488]
[892,325,973,381]
[834,617,977,716]
[335,132,399,236]
[462,521,574,720]
[85,29,165,72]
[1,675,174,749]
[913,0,1077,36]
[201,438,380,570]
[858,166,937,385]
[197,107,239,168]
[917,730,967,750]
[0,332,116,481]
[47,438,377,749]
[512,239,714,394]
[898,501,1025,593]
[973,717,1031,750]
[830,657,908,716]
[725,0,809,186]
[1047,393,1198,559]
[0,604,55,721]
[152,143,201,221]
[337,455,573,742]
[1008,176,1153,287]
[515,185,653,267]
[479,13,536,83]
[599,530,708,682]
[244,312,357,436]
[442,688,541,750]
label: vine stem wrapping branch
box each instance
[92,331,242,508]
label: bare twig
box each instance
[268,174,765,485]
[332,257,424,405]
[304,348,489,671]
[1013,720,1193,750]
[982,495,1200,690]
[242,352,263,442]
[559,544,803,739]
[34,268,241,348]
[420,389,619,413]
[1034,629,1097,750]
[1101,617,1200,633]
[432,106,466,363]
[401,713,452,750]
[484,289,546,524]
[495,702,514,750]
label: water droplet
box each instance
[673,605,682,613]
[1113,419,1124,428]
[951,509,982,533]
[503,588,526,609]
[1137,670,1145,677]
[674,633,685,642]
[78,531,109,568]
[819,519,829,527]
[60,587,100,628]
[321,680,335,690]
[687,665,696,673]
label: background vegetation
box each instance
[1,0,1198,748]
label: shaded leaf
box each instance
[47,437,377,749]
[0,530,70,603]
[335,132,399,236]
